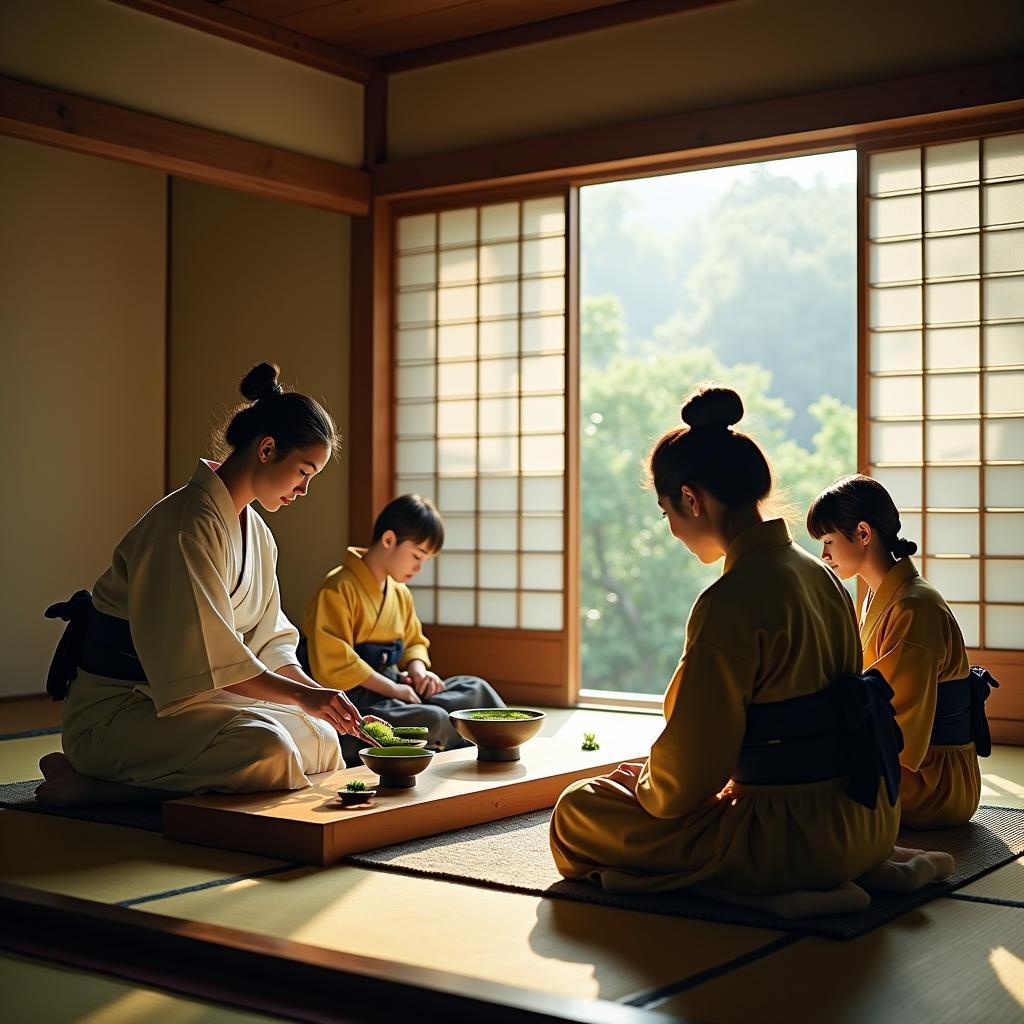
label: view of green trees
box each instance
[580,158,858,694]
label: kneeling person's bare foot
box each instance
[38,751,73,781]
[35,759,110,807]
[35,756,175,807]
[858,845,956,892]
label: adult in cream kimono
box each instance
[38,363,363,806]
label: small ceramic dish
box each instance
[337,787,377,807]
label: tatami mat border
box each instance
[620,934,804,1008]
[117,864,302,907]
[946,892,1024,910]
[0,726,61,741]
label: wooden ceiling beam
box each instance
[110,0,374,83]
[0,75,370,216]
[373,59,1024,197]
[378,0,734,72]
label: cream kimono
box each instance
[61,460,340,793]
[861,557,977,828]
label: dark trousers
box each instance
[340,676,504,767]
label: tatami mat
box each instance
[0,696,62,736]
[0,810,293,904]
[0,735,63,784]
[141,864,785,1003]
[981,746,1024,810]
[956,856,1024,903]
[0,953,281,1024]
[654,898,1024,1023]
[2,693,1023,1022]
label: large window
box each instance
[386,128,1023,706]
[579,152,858,695]
[393,198,568,631]
[866,133,1024,652]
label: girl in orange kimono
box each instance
[550,388,952,917]
[808,474,998,828]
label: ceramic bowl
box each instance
[337,787,377,807]
[358,746,435,789]
[449,709,546,762]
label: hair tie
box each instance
[261,383,284,400]
[685,422,731,434]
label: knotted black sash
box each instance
[931,666,1000,756]
[44,590,147,700]
[354,639,405,682]
[733,669,904,810]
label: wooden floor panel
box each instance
[656,898,1024,1023]
[0,811,292,904]
[142,864,785,1003]
[0,952,281,1024]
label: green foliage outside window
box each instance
[580,164,857,694]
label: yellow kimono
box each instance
[302,547,430,690]
[861,557,977,828]
[61,460,341,794]
[550,519,899,896]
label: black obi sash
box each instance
[733,669,904,810]
[931,667,1000,756]
[44,590,147,700]
[354,640,404,683]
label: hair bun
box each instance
[892,536,919,558]
[681,386,744,430]
[239,362,283,403]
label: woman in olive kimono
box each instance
[550,387,953,917]
[38,362,366,806]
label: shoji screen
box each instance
[393,197,567,633]
[866,132,1024,654]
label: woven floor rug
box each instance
[0,779,163,832]
[344,804,1024,940]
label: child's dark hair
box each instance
[373,494,445,552]
[647,386,773,515]
[216,362,340,460]
[806,474,918,559]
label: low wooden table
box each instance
[163,725,658,865]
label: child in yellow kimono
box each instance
[39,363,365,807]
[808,474,999,828]
[551,387,952,917]
[303,494,504,763]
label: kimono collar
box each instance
[861,557,919,638]
[723,518,792,573]
[342,546,387,599]
[189,460,245,547]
